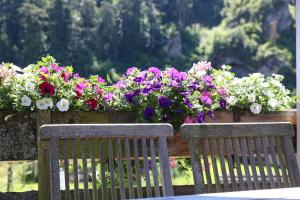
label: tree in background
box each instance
[0,0,296,88]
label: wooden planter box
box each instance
[0,109,296,161]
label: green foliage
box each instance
[0,0,296,89]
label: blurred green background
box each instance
[0,0,296,88]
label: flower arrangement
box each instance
[0,56,295,123]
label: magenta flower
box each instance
[86,99,97,110]
[104,92,114,102]
[50,64,62,72]
[39,82,55,96]
[184,116,195,123]
[126,67,138,76]
[98,76,106,84]
[61,71,71,82]
[94,86,104,95]
[115,80,126,88]
[201,91,213,105]
[217,86,229,97]
[39,66,49,74]
[75,82,87,98]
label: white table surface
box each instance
[140,187,300,200]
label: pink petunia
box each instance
[86,99,98,110]
[39,66,49,74]
[98,76,106,84]
[39,82,55,96]
[184,116,195,123]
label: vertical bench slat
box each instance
[202,138,212,193]
[275,136,290,187]
[268,137,283,188]
[158,137,174,196]
[71,139,80,200]
[50,137,61,200]
[208,138,221,192]
[217,138,229,192]
[240,137,253,190]
[224,138,237,191]
[117,138,126,199]
[108,139,117,199]
[246,137,260,190]
[90,141,98,200]
[189,139,204,194]
[142,138,152,197]
[133,139,143,198]
[150,138,160,197]
[63,140,70,200]
[125,138,135,199]
[232,138,244,191]
[282,135,300,186]
[81,140,90,200]
[254,137,268,188]
[261,137,275,188]
[99,140,107,200]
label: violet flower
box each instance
[207,110,215,120]
[126,67,137,76]
[196,111,205,123]
[184,98,193,108]
[144,107,155,120]
[104,92,114,102]
[158,96,172,109]
[115,80,126,88]
[201,91,213,105]
[220,99,227,110]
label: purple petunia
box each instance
[220,99,227,110]
[201,91,213,105]
[148,67,161,77]
[126,67,138,76]
[207,110,215,120]
[158,96,172,109]
[196,111,205,123]
[104,92,114,102]
[144,107,155,120]
[125,90,139,103]
[202,75,214,88]
[115,80,126,88]
[184,98,193,108]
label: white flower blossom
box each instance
[248,94,256,103]
[24,82,35,93]
[226,96,238,106]
[21,95,31,106]
[268,99,279,108]
[36,98,53,110]
[56,98,70,112]
[250,103,262,114]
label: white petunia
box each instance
[36,98,53,110]
[250,103,262,114]
[21,95,31,106]
[268,99,279,108]
[24,82,35,93]
[248,94,256,103]
[226,96,238,106]
[56,98,70,112]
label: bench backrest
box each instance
[181,122,300,194]
[40,124,174,200]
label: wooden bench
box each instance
[181,122,300,194]
[39,124,174,200]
